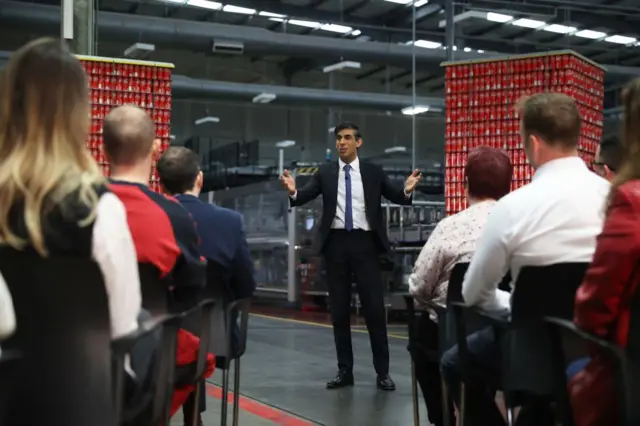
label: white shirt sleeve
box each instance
[0,272,16,340]
[289,191,297,200]
[92,193,141,339]
[461,201,512,314]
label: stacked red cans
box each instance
[79,56,174,193]
[443,50,605,216]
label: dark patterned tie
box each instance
[344,164,353,231]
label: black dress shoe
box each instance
[376,374,396,391]
[326,370,354,389]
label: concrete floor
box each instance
[200,313,434,426]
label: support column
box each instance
[62,0,96,55]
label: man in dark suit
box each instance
[280,122,421,391]
[157,146,256,424]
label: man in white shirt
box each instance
[280,122,421,391]
[440,93,610,426]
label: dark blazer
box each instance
[175,194,256,300]
[289,159,412,253]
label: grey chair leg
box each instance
[411,360,420,426]
[232,359,241,426]
[190,380,202,426]
[459,382,466,426]
[220,367,230,426]
[441,376,451,426]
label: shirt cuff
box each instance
[289,191,297,200]
[404,189,412,198]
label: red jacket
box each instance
[571,181,640,426]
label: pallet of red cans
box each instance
[442,50,605,216]
[78,55,174,193]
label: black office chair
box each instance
[206,260,251,426]
[0,248,116,426]
[0,349,21,426]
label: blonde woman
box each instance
[0,38,141,340]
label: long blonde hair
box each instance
[0,38,103,256]
[608,78,640,211]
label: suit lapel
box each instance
[359,161,372,209]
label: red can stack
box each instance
[443,50,605,216]
[79,55,174,193]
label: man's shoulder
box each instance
[142,189,193,225]
[209,204,243,224]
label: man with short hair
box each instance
[440,93,610,426]
[157,146,256,423]
[593,135,621,181]
[103,105,208,426]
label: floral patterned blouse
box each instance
[408,200,496,320]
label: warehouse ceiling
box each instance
[1,0,639,109]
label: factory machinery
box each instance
[204,163,445,312]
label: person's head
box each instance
[607,78,640,210]
[157,147,203,196]
[334,122,362,163]
[594,135,622,181]
[103,105,159,181]
[464,147,513,204]
[0,37,101,256]
[518,93,581,169]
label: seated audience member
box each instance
[408,147,512,426]
[570,79,640,426]
[440,93,610,426]
[593,134,621,182]
[102,105,210,425]
[157,147,257,422]
[0,38,141,342]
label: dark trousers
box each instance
[323,229,389,375]
[409,313,453,426]
[440,327,504,426]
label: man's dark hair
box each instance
[157,147,201,195]
[465,147,513,200]
[103,105,155,166]
[518,93,581,150]
[334,122,362,139]
[599,135,622,171]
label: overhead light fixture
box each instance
[384,146,407,154]
[287,19,321,28]
[321,24,353,33]
[384,0,413,4]
[414,0,429,6]
[463,47,472,52]
[414,39,442,49]
[323,60,361,73]
[605,35,636,45]
[186,0,222,9]
[350,29,362,36]
[252,92,276,104]
[486,12,513,23]
[574,29,606,39]
[222,4,255,14]
[194,116,220,125]
[258,11,285,18]
[511,18,546,29]
[275,140,296,148]
[123,42,155,59]
[401,105,430,115]
[543,24,576,34]
[328,127,335,133]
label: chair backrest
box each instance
[0,248,115,426]
[446,262,469,305]
[138,263,170,316]
[0,350,21,426]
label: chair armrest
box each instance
[111,313,175,355]
[544,317,622,355]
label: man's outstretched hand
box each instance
[280,169,296,195]
[404,169,422,193]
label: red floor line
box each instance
[205,384,315,426]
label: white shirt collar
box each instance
[532,156,586,181]
[339,156,360,172]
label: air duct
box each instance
[171,75,445,110]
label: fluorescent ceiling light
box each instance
[186,0,221,9]
[268,17,286,22]
[574,29,606,39]
[163,0,187,3]
[123,42,155,59]
[323,61,361,73]
[605,35,636,44]
[252,92,276,104]
[401,105,430,115]
[384,146,407,154]
[414,0,429,6]
[194,116,220,125]
[321,24,353,33]
[275,140,296,148]
[543,24,576,34]
[486,12,513,23]
[351,29,362,36]
[258,11,285,18]
[328,127,335,133]
[384,0,413,4]
[222,4,255,14]
[511,18,545,29]
[414,39,442,49]
[288,19,321,28]
[463,47,471,52]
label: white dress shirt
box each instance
[332,157,370,230]
[92,193,142,339]
[0,272,15,340]
[462,157,610,314]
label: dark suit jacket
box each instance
[289,160,412,253]
[175,194,256,300]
